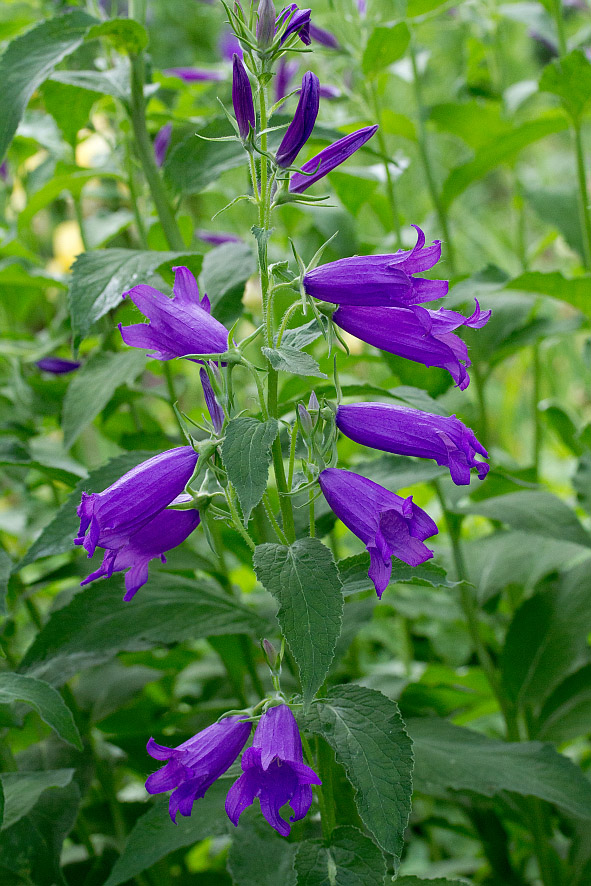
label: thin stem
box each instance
[287,423,298,490]
[301,732,332,839]
[308,485,315,537]
[268,369,297,542]
[532,344,541,479]
[164,363,185,436]
[369,81,402,248]
[573,121,591,270]
[276,301,301,347]
[225,485,257,551]
[245,361,269,419]
[125,135,149,248]
[263,493,290,544]
[73,196,90,252]
[471,362,489,450]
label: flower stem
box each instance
[164,362,185,437]
[263,493,290,545]
[225,485,257,551]
[573,120,591,270]
[369,82,402,249]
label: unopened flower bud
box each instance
[276,71,320,168]
[256,0,276,48]
[308,391,319,411]
[232,54,256,140]
[298,403,313,435]
[262,638,279,669]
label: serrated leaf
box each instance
[339,552,451,597]
[164,117,246,195]
[262,345,327,378]
[539,49,591,121]
[41,79,100,147]
[200,241,257,324]
[0,548,11,616]
[254,539,343,705]
[228,811,297,886]
[86,18,148,54]
[0,10,97,162]
[305,685,413,862]
[279,319,324,350]
[295,826,385,886]
[362,23,410,77]
[0,770,74,830]
[0,673,82,749]
[222,417,278,524]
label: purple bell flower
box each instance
[119,266,229,360]
[277,4,311,45]
[154,123,172,167]
[164,67,225,82]
[232,54,256,140]
[336,403,489,486]
[226,704,321,837]
[289,124,378,194]
[196,230,243,246]
[81,502,201,601]
[275,71,320,168]
[319,468,438,596]
[200,366,225,434]
[303,225,448,306]
[75,446,198,557]
[333,300,491,391]
[309,23,340,49]
[36,357,81,375]
[146,716,252,823]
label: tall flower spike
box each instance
[226,704,321,836]
[154,123,172,167]
[319,468,438,597]
[119,266,229,360]
[200,366,225,434]
[289,125,378,194]
[277,4,311,45]
[275,71,320,168]
[336,403,489,486]
[146,717,252,823]
[333,300,491,391]
[75,447,198,557]
[232,54,256,140]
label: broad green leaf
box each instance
[17,170,124,232]
[294,826,385,886]
[280,319,324,350]
[0,10,97,162]
[62,349,147,448]
[68,248,202,341]
[200,241,257,324]
[254,539,343,705]
[18,451,151,569]
[0,673,82,749]
[538,664,591,743]
[222,417,278,524]
[0,780,3,830]
[506,271,591,319]
[0,769,74,830]
[429,100,510,151]
[395,878,470,886]
[574,451,591,514]
[305,685,413,862]
[362,23,410,77]
[524,188,585,258]
[227,811,297,886]
[20,573,266,685]
[86,17,148,54]
[408,716,591,819]
[0,548,11,616]
[407,0,451,14]
[262,345,327,378]
[339,552,452,597]
[51,60,133,103]
[0,261,66,291]
[103,784,229,886]
[330,170,380,215]
[41,79,100,147]
[441,112,569,209]
[539,49,591,121]
[164,117,246,195]
[377,109,417,141]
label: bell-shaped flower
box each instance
[146,716,252,823]
[37,357,81,374]
[275,71,319,168]
[118,266,229,360]
[289,125,378,194]
[277,4,311,45]
[336,403,489,486]
[75,446,198,557]
[303,225,448,306]
[232,54,256,140]
[319,468,437,596]
[154,123,172,167]
[333,300,491,391]
[226,704,320,836]
[81,502,201,601]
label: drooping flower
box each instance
[336,403,489,485]
[75,447,198,557]
[333,300,491,390]
[154,123,172,167]
[309,22,340,49]
[275,57,298,104]
[164,67,225,82]
[146,716,252,823]
[226,704,320,836]
[277,4,312,45]
[232,54,256,140]
[81,502,201,601]
[303,225,448,306]
[196,230,243,246]
[289,124,378,194]
[119,266,229,360]
[318,468,438,596]
[200,366,225,434]
[275,71,320,168]
[36,357,81,374]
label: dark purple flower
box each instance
[336,403,489,486]
[196,229,243,246]
[36,357,81,375]
[257,0,276,48]
[333,300,491,391]
[146,716,252,823]
[232,54,256,140]
[303,225,448,306]
[200,366,225,434]
[75,447,198,558]
[164,67,224,82]
[226,704,320,836]
[309,23,340,49]
[275,71,320,168]
[219,30,243,61]
[289,124,378,194]
[119,266,229,360]
[81,502,200,601]
[277,4,311,45]
[154,123,172,167]
[319,468,437,596]
[275,57,298,104]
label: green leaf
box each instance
[395,878,470,886]
[574,451,591,514]
[227,811,297,886]
[18,451,152,569]
[86,18,148,54]
[0,780,3,830]
[408,716,591,819]
[17,170,124,233]
[305,685,413,862]
[0,770,74,830]
[254,539,343,705]
[537,664,591,743]
[164,117,245,195]
[200,241,257,324]
[506,270,591,319]
[280,319,324,350]
[294,826,385,886]
[539,49,591,122]
[0,10,97,162]
[0,673,82,749]
[262,345,327,378]
[41,79,100,147]
[429,100,510,151]
[20,573,265,686]
[0,548,11,616]
[104,783,229,886]
[339,552,452,597]
[406,0,459,15]
[362,23,410,77]
[62,349,147,448]
[68,248,203,341]
[222,417,279,524]
[524,188,585,259]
